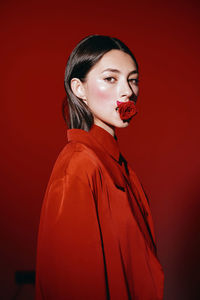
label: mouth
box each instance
[115,100,138,121]
[115,100,124,111]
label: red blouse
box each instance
[35,124,164,300]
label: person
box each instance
[35,34,164,300]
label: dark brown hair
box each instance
[63,34,138,131]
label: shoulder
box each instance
[49,141,103,183]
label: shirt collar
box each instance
[67,124,121,162]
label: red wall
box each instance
[1,0,200,299]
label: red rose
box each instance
[116,101,138,120]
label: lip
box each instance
[117,99,137,106]
[117,100,129,105]
[116,100,132,108]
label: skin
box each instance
[71,49,139,136]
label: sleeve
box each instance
[35,166,108,300]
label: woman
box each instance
[35,35,164,300]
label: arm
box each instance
[36,170,108,300]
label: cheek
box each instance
[134,86,139,96]
[88,80,113,103]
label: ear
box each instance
[70,78,87,105]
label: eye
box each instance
[104,77,116,83]
[128,78,139,85]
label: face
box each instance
[77,49,139,135]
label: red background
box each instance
[1,0,200,299]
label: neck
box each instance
[94,119,115,137]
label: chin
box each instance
[116,120,130,128]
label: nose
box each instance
[120,81,135,101]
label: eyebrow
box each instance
[102,68,138,75]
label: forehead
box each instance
[92,49,137,73]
